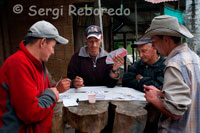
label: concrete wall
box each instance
[186,0,200,55]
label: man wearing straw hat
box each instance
[143,15,200,132]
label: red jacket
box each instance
[0,41,57,133]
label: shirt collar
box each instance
[78,45,108,58]
[165,43,188,65]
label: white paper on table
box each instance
[75,86,110,93]
[69,93,88,101]
[59,86,146,102]
[105,87,146,101]
[65,88,76,93]
[63,99,78,107]
[86,90,105,100]
[59,93,71,99]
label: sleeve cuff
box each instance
[43,88,56,101]
[162,99,189,116]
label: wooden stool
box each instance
[51,101,64,133]
[111,101,147,133]
[64,101,109,133]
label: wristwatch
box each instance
[111,69,119,74]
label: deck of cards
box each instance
[106,48,127,64]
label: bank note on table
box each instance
[106,48,127,64]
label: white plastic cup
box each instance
[88,94,96,104]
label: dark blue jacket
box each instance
[122,56,166,92]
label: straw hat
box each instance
[141,15,193,39]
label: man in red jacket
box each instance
[0,20,69,132]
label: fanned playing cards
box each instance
[106,48,127,64]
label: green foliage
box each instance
[114,41,132,55]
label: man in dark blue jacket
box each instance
[122,38,165,92]
[122,38,165,133]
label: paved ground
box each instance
[64,124,75,133]
[64,128,75,133]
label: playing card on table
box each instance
[106,48,127,64]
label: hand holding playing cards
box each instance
[106,48,127,64]
[106,48,126,77]
[112,55,124,71]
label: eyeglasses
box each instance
[87,39,100,44]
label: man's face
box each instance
[137,43,157,64]
[40,39,56,62]
[86,36,102,56]
[151,35,168,56]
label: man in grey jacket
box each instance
[67,25,124,88]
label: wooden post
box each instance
[123,33,127,71]
[63,101,109,133]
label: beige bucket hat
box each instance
[141,15,193,40]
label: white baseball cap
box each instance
[85,25,102,40]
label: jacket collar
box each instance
[78,45,108,59]
[140,56,165,67]
[19,40,44,71]
[165,43,188,65]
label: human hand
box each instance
[136,74,143,81]
[144,85,161,94]
[144,85,163,103]
[112,55,124,71]
[50,87,59,100]
[56,78,71,93]
[73,76,84,88]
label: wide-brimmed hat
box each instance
[26,20,69,45]
[131,38,152,48]
[85,25,102,39]
[140,15,193,40]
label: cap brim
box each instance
[132,38,152,48]
[131,43,148,48]
[131,44,138,48]
[87,34,101,39]
[55,36,69,45]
